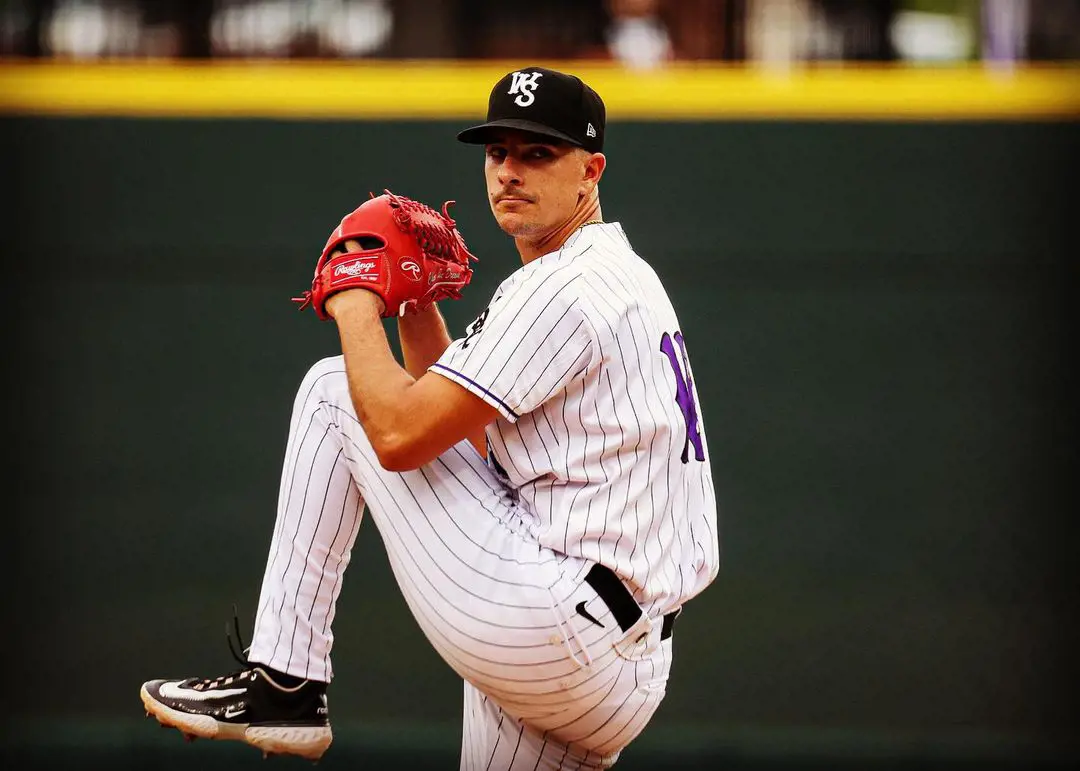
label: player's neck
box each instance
[516,202,603,266]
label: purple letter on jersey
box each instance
[660,331,705,463]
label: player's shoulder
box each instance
[558,224,646,308]
[574,224,651,294]
[576,222,645,270]
[581,221,636,254]
[572,223,682,333]
[495,239,591,297]
[493,223,643,315]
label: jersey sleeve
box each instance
[430,268,595,422]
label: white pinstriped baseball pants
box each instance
[246,356,674,770]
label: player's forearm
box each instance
[397,303,452,380]
[398,304,487,458]
[330,294,418,459]
[329,291,459,470]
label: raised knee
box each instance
[293,356,349,411]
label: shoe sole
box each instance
[140,684,332,760]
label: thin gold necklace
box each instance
[581,219,603,228]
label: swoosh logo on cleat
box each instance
[223,706,247,719]
[575,601,605,629]
[158,682,247,701]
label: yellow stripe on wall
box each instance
[1,60,1078,120]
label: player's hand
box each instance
[293,190,477,321]
[322,240,388,318]
[324,278,386,319]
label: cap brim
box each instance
[456,118,582,147]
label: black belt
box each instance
[583,564,680,641]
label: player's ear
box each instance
[580,152,606,196]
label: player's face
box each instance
[484,131,595,239]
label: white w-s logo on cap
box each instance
[508,71,543,107]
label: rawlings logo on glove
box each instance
[332,259,380,279]
[293,189,477,320]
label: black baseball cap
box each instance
[457,67,606,153]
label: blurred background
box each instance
[1,1,1078,770]
[2,0,1080,63]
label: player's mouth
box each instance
[495,193,533,205]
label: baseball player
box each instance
[139,66,720,770]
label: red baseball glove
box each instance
[293,190,477,320]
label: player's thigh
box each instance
[296,356,509,518]
[461,682,614,771]
[301,357,577,662]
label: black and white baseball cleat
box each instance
[140,666,331,760]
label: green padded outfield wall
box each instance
[3,116,1075,770]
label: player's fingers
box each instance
[329,238,367,258]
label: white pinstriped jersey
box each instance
[431,222,720,617]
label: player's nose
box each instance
[496,158,523,187]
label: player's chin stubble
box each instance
[493,211,544,238]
